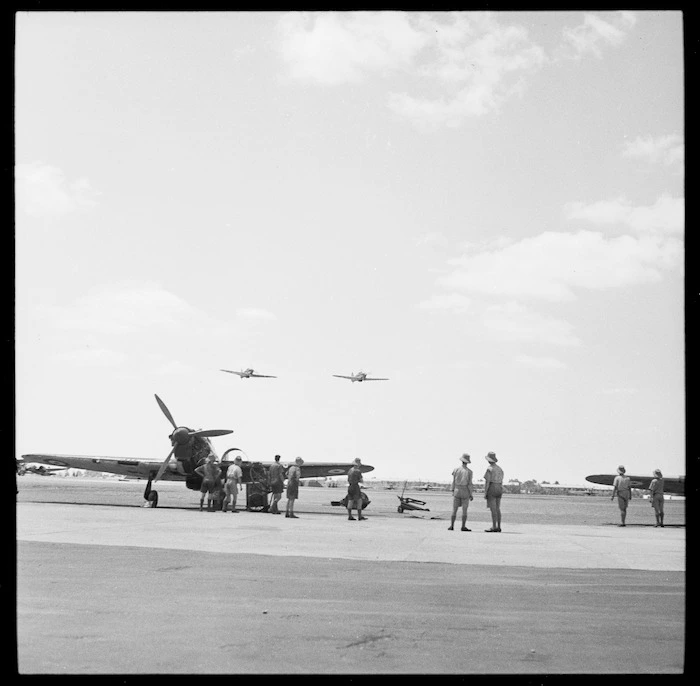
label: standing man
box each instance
[223,455,243,513]
[347,458,366,521]
[611,465,632,527]
[195,455,222,512]
[648,469,665,528]
[268,454,285,515]
[285,457,304,518]
[484,452,504,532]
[449,453,474,531]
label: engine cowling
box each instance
[185,475,203,491]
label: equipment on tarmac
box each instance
[245,462,270,511]
[397,482,429,513]
[331,490,371,510]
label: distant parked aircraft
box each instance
[221,368,277,379]
[16,460,65,476]
[586,473,685,496]
[332,371,388,382]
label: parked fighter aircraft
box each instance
[221,368,277,379]
[332,371,389,382]
[16,460,65,476]
[586,473,685,495]
[22,395,374,508]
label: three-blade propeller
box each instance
[153,394,233,482]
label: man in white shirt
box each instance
[484,452,504,532]
[223,456,243,513]
[611,465,632,527]
[449,454,474,531]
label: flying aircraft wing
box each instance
[220,369,245,377]
[250,373,277,378]
[585,474,685,496]
[363,377,389,381]
[332,375,355,379]
[21,454,189,481]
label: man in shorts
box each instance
[285,457,304,518]
[611,465,632,526]
[195,455,222,512]
[648,469,665,527]
[223,455,243,512]
[449,453,474,531]
[484,452,504,532]
[346,458,366,521]
[268,454,285,514]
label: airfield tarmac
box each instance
[16,477,686,674]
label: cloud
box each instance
[560,11,637,60]
[278,11,545,127]
[515,354,567,369]
[236,307,277,321]
[417,292,471,313]
[622,134,684,168]
[50,282,198,335]
[482,302,580,346]
[278,11,428,85]
[565,195,684,235]
[53,347,128,367]
[16,162,101,217]
[388,13,546,127]
[600,387,637,395]
[152,360,198,376]
[415,231,449,248]
[419,295,580,347]
[439,230,682,302]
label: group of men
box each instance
[192,453,364,521]
[449,457,668,531]
[193,453,305,518]
[611,465,666,527]
[450,451,503,532]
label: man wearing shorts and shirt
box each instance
[223,456,243,512]
[484,452,504,532]
[648,469,664,528]
[611,465,632,526]
[347,458,366,521]
[268,454,285,514]
[449,453,474,531]
[195,455,222,512]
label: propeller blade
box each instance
[155,394,178,430]
[189,429,234,438]
[153,446,176,483]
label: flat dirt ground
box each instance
[15,477,686,674]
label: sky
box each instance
[15,11,685,485]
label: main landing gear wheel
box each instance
[143,476,159,508]
[397,506,404,513]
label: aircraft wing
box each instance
[220,369,244,377]
[21,454,188,481]
[363,377,389,381]
[332,375,354,380]
[251,373,277,378]
[585,474,685,496]
[236,461,375,480]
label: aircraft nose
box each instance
[171,427,191,445]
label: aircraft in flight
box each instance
[22,394,374,508]
[585,473,685,496]
[332,371,389,382]
[221,368,277,379]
